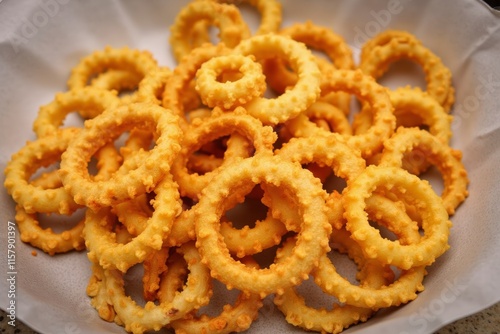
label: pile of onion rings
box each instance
[3,0,470,333]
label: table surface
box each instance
[1,301,499,334]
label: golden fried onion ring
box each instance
[162,43,232,127]
[264,21,354,115]
[102,241,212,333]
[171,108,277,200]
[59,102,182,211]
[320,69,396,158]
[168,257,264,334]
[33,87,121,137]
[359,31,454,112]
[195,155,332,297]
[169,0,251,62]
[84,172,182,272]
[273,234,387,333]
[4,128,82,215]
[67,46,159,108]
[379,127,469,215]
[195,54,266,110]
[233,34,322,125]
[343,165,452,270]
[314,195,427,309]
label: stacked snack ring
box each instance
[359,30,455,113]
[232,33,322,125]
[264,20,355,115]
[2,1,470,334]
[169,0,251,62]
[195,54,267,110]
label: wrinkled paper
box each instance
[1,0,499,333]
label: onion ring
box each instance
[359,32,454,112]
[168,257,264,334]
[271,134,365,232]
[33,87,121,137]
[232,34,322,125]
[194,155,332,297]
[14,205,85,256]
[83,172,182,272]
[162,43,232,127]
[169,0,251,62]
[379,127,469,215]
[319,69,396,158]
[264,21,354,115]
[353,87,452,145]
[314,195,427,309]
[171,108,277,200]
[4,128,82,215]
[59,102,182,211]
[195,54,266,110]
[352,86,453,173]
[359,29,421,64]
[102,241,212,333]
[6,134,121,255]
[273,235,387,333]
[342,165,452,270]
[67,46,159,107]
[206,0,282,35]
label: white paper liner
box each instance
[1,0,499,333]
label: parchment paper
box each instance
[1,0,499,333]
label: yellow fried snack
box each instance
[379,127,469,215]
[195,155,332,297]
[359,30,455,112]
[59,102,182,211]
[67,46,159,108]
[169,0,251,62]
[2,1,469,333]
[4,128,82,215]
[33,87,120,136]
[195,54,266,110]
[233,34,322,125]
[343,165,452,270]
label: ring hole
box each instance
[252,243,281,269]
[196,279,240,318]
[29,162,61,186]
[377,59,426,91]
[367,218,400,242]
[237,2,261,36]
[417,165,444,197]
[123,264,149,307]
[59,111,86,129]
[36,207,86,234]
[217,68,244,83]
[322,172,348,195]
[295,276,343,310]
[158,252,189,304]
[224,189,268,230]
[327,248,360,286]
